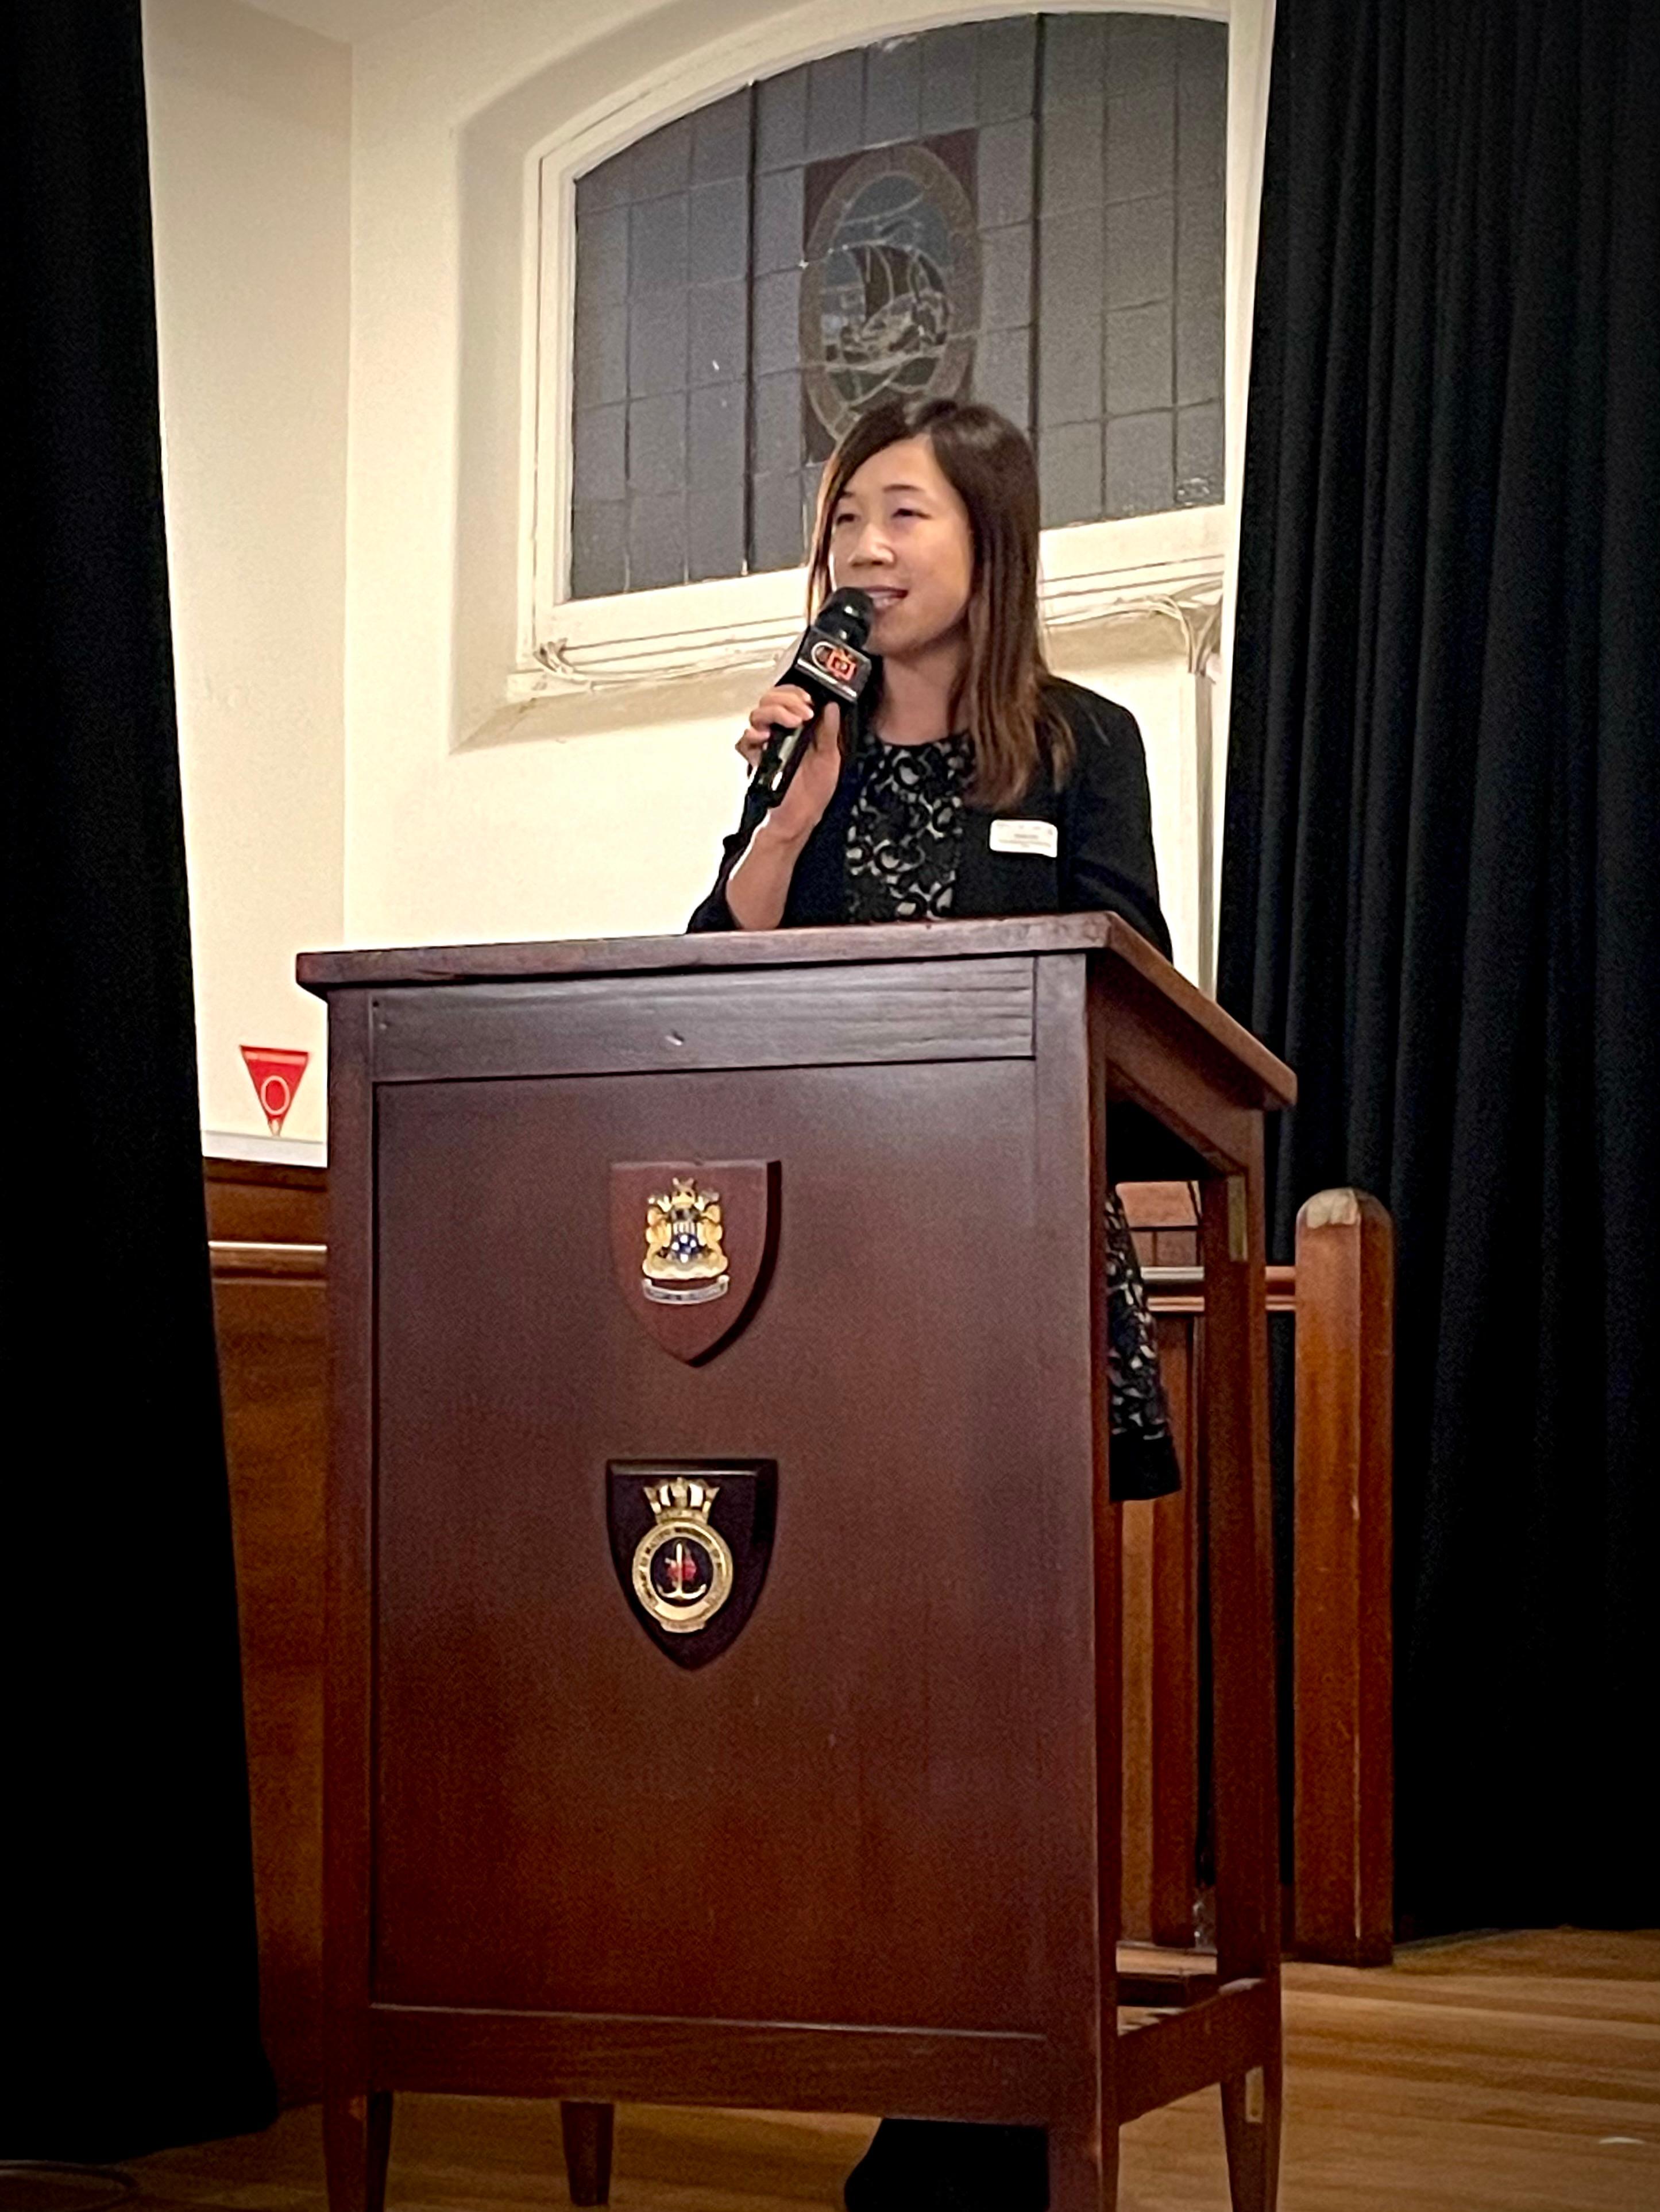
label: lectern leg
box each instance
[559,2101,615,2207]
[1221,2054,1282,2212]
[1200,1157,1283,2212]
[322,2091,392,2212]
[1047,2122,1115,2210]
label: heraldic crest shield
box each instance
[609,1159,778,1362]
[606,1461,777,1668]
[643,1177,728,1302]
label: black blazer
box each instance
[686,675,1172,957]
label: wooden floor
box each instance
[84,1933,1660,2212]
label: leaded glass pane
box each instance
[568,13,1226,598]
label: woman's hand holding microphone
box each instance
[725,685,843,929]
[737,685,843,841]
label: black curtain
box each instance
[1222,0,1659,1933]
[2,3,277,2157]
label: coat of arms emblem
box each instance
[607,1461,777,1668]
[642,1177,729,1304]
[609,1161,778,1363]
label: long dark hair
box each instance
[805,397,1071,809]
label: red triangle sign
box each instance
[241,1046,310,1135]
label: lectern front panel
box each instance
[370,1044,1099,2037]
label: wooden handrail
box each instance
[210,1239,327,1280]
[1145,1263,1298,1313]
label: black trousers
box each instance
[1102,1186,1180,1502]
[844,2120,1048,2211]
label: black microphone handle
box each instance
[754,715,814,807]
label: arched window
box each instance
[566,14,1226,600]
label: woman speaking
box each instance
[689,396,1179,2212]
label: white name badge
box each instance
[989,818,1059,859]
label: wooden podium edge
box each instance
[296,915,1295,1116]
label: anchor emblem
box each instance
[629,1476,733,1634]
[606,1462,777,1670]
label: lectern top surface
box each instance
[297,912,1294,1111]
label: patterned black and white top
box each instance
[841,729,1180,1499]
[843,730,975,922]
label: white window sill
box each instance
[476,507,1226,745]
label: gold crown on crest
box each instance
[643,1476,720,1522]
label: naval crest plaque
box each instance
[606,1461,777,1668]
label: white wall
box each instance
[145,0,350,1150]
[343,0,789,957]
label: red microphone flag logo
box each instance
[241,1045,310,1135]
[809,638,860,687]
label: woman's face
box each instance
[827,436,975,665]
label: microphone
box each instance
[752,587,875,808]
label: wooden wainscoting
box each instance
[208,1156,327,2105]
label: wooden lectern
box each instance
[299,915,1295,2212]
